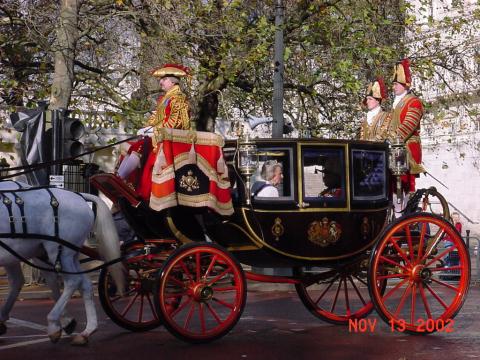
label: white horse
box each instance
[0,181,77,335]
[0,180,125,345]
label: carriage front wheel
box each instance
[98,262,161,332]
[154,242,247,343]
[368,213,470,334]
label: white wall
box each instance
[417,139,480,237]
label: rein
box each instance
[0,134,141,181]
[0,233,126,275]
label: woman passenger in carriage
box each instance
[116,63,191,201]
[254,161,283,198]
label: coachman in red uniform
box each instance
[390,58,426,194]
[116,64,191,201]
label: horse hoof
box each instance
[71,334,88,346]
[63,319,77,335]
[48,330,62,343]
[0,322,7,335]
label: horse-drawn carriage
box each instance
[90,127,469,343]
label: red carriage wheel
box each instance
[294,257,384,324]
[369,213,470,334]
[154,242,247,343]
[98,264,161,332]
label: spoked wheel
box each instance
[98,263,161,332]
[295,257,385,324]
[369,213,470,334]
[154,242,247,343]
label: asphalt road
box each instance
[0,284,479,360]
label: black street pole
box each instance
[272,0,285,138]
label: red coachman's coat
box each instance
[390,92,426,191]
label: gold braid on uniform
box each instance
[375,112,392,141]
[165,95,190,129]
[398,107,422,141]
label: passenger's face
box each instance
[323,172,335,188]
[271,166,283,185]
[393,82,407,96]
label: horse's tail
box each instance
[81,193,125,295]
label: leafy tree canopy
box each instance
[0,0,478,138]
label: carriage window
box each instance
[351,149,387,200]
[251,148,293,201]
[302,148,346,206]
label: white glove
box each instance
[117,153,141,179]
[136,126,154,136]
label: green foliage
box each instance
[0,0,479,138]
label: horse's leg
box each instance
[71,273,97,346]
[46,273,81,343]
[34,259,77,335]
[0,263,25,335]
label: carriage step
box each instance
[90,173,142,208]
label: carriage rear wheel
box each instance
[294,256,385,325]
[369,213,470,334]
[98,262,161,332]
[154,242,247,343]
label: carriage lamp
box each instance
[388,137,409,203]
[237,132,258,205]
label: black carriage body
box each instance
[93,137,390,267]
[202,138,391,267]
[90,135,470,341]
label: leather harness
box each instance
[0,186,94,272]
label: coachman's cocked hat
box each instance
[392,58,412,87]
[365,77,387,102]
[150,63,190,79]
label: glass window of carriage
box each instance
[302,148,346,206]
[251,148,293,201]
[351,149,387,201]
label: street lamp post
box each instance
[272,0,285,139]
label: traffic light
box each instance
[58,109,86,158]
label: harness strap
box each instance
[1,193,15,233]
[12,193,27,233]
[0,234,124,275]
[0,185,49,193]
[44,188,62,270]
[44,188,60,238]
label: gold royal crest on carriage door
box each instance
[307,217,342,247]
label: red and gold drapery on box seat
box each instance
[149,128,233,216]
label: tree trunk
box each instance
[49,0,78,110]
[192,75,227,132]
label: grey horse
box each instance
[0,180,124,345]
[0,181,77,335]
